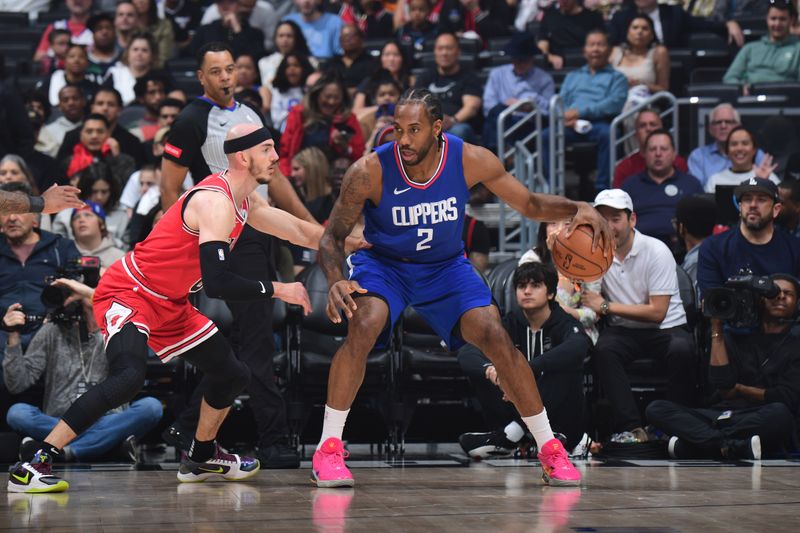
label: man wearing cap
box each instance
[481,32,555,154]
[697,177,800,295]
[581,188,695,444]
[70,201,125,269]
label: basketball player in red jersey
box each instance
[7,124,348,493]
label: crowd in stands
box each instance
[1,0,800,463]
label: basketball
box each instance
[550,225,613,282]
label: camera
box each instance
[703,273,779,328]
[41,256,100,314]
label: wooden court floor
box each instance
[3,456,800,532]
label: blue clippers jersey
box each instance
[365,134,469,262]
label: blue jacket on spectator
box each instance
[559,65,628,121]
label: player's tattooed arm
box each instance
[0,191,31,215]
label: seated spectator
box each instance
[435,0,515,41]
[705,127,779,192]
[258,20,315,89]
[674,194,717,287]
[0,156,40,195]
[308,157,351,224]
[37,85,86,158]
[581,189,695,443]
[481,32,555,154]
[613,109,689,188]
[358,74,402,152]
[541,30,628,192]
[132,0,175,68]
[163,0,203,51]
[38,29,71,76]
[126,73,169,142]
[326,23,379,96]
[140,98,184,163]
[284,0,343,59]
[86,12,121,83]
[621,129,704,246]
[263,53,313,132]
[53,162,130,248]
[190,0,266,60]
[33,0,94,63]
[353,41,413,112]
[70,202,125,268]
[59,114,136,189]
[413,32,483,143]
[647,274,800,460]
[21,91,61,192]
[234,54,272,116]
[697,177,800,294]
[58,87,147,168]
[688,103,765,187]
[537,0,605,70]
[2,279,162,462]
[279,73,365,176]
[777,178,800,238]
[458,261,590,458]
[0,182,81,350]
[609,0,743,49]
[684,0,768,21]
[396,0,437,51]
[723,0,800,92]
[201,0,278,53]
[45,44,100,108]
[340,0,394,39]
[106,31,160,105]
[115,1,139,50]
[291,146,330,205]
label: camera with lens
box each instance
[40,256,101,323]
[703,273,779,328]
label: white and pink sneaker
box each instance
[537,438,581,486]
[311,438,354,488]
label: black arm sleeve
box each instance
[199,241,274,301]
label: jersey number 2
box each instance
[416,228,433,251]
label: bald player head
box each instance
[224,124,279,184]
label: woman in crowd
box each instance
[0,155,50,230]
[705,126,780,192]
[263,52,315,132]
[132,0,174,67]
[258,20,315,89]
[106,31,159,105]
[353,40,412,112]
[235,54,272,116]
[291,146,331,205]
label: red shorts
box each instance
[93,259,217,362]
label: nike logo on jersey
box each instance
[393,187,411,195]
[220,121,229,127]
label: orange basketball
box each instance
[550,225,613,282]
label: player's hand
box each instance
[51,278,95,307]
[41,184,84,214]
[567,201,612,252]
[326,280,368,323]
[344,235,371,254]
[3,303,25,330]
[273,282,312,316]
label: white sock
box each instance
[504,421,525,443]
[317,405,350,450]
[522,409,556,450]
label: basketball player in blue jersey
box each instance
[311,89,611,488]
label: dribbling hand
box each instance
[567,202,613,252]
[41,184,84,214]
[326,280,368,323]
[273,282,312,316]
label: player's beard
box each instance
[250,158,273,184]
[403,137,436,166]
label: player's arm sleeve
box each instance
[163,111,205,168]
[199,241,275,301]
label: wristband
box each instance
[28,195,44,214]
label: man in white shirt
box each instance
[581,189,696,443]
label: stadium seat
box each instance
[689,67,728,85]
[750,82,800,106]
[0,11,28,27]
[687,83,739,103]
[486,258,519,317]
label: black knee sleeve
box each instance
[181,332,251,409]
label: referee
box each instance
[160,42,316,468]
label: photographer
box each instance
[647,274,800,459]
[2,278,162,462]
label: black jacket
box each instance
[608,4,726,48]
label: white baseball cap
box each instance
[593,189,634,211]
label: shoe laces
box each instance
[326,447,350,469]
[545,446,573,471]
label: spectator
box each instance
[621,129,704,245]
[58,87,147,168]
[541,30,628,192]
[777,178,800,238]
[396,0,437,51]
[190,0,266,59]
[613,109,689,189]
[263,53,314,132]
[20,91,60,192]
[697,177,800,294]
[127,74,169,142]
[582,188,695,443]
[537,0,605,70]
[609,0,743,49]
[359,75,402,152]
[340,0,394,39]
[413,32,483,143]
[688,103,765,187]
[723,0,800,92]
[705,127,779,192]
[59,114,136,188]
[481,32,555,154]
[38,29,71,76]
[132,0,175,67]
[33,0,93,63]
[125,164,163,245]
[106,31,160,105]
[0,156,39,195]
[674,194,717,287]
[279,72,365,176]
[201,0,278,53]
[3,279,162,462]
[327,24,379,95]
[685,0,769,21]
[308,156,350,224]
[37,85,86,159]
[115,1,140,50]
[70,201,125,268]
[435,0,515,41]
[234,54,271,116]
[291,146,330,204]
[139,98,184,164]
[284,0,344,59]
[86,13,121,82]
[353,40,413,112]
[163,0,203,51]
[458,261,590,457]
[0,182,82,350]
[258,20,315,89]
[45,43,99,107]
[647,274,800,460]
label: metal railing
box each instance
[608,91,679,181]
[548,95,566,197]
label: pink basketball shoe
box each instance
[537,438,581,486]
[311,438,354,488]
